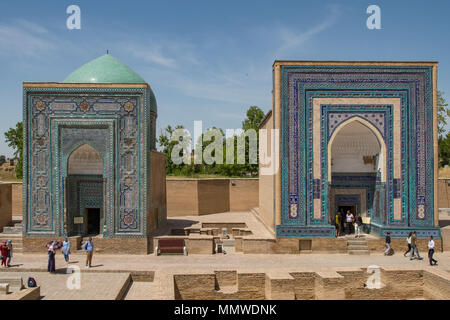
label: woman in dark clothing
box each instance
[0,240,9,267]
[47,241,56,273]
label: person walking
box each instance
[0,240,9,267]
[403,232,414,257]
[47,241,56,273]
[82,237,94,268]
[384,232,391,255]
[410,231,423,260]
[428,236,438,266]
[62,238,71,265]
[6,240,13,267]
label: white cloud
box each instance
[0,20,56,58]
[276,4,340,55]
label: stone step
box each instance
[2,226,22,234]
[13,223,22,228]
[347,240,367,246]
[348,249,370,255]
[347,244,369,250]
[221,239,235,247]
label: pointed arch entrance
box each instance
[327,117,386,232]
[66,144,105,236]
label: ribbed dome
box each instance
[63,54,146,83]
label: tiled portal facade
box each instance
[22,83,159,239]
[272,61,440,238]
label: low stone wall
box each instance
[169,266,450,300]
[423,268,450,300]
[167,178,258,216]
[0,184,13,232]
[237,236,443,254]
[23,236,151,254]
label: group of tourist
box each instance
[384,231,438,266]
[0,240,13,267]
[335,210,363,238]
[46,237,94,273]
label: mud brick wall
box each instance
[315,271,346,300]
[236,273,266,299]
[185,236,214,254]
[269,238,300,254]
[23,236,150,254]
[0,184,12,232]
[265,272,295,300]
[423,268,450,300]
[174,273,216,300]
[381,267,423,299]
[368,238,442,253]
[11,183,22,217]
[214,271,237,288]
[290,272,315,300]
[229,178,259,212]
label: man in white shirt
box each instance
[428,236,438,266]
[345,211,354,235]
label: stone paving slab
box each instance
[0,272,131,300]
[5,251,450,273]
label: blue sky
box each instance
[0,0,449,156]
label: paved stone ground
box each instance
[5,251,450,273]
[0,271,130,300]
[2,252,449,299]
[153,211,275,238]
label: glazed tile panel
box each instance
[23,86,157,237]
[279,65,435,236]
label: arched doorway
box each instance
[328,118,385,234]
[66,144,104,236]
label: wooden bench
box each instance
[155,238,187,256]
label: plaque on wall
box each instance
[74,217,84,224]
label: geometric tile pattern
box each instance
[23,85,157,238]
[278,64,438,237]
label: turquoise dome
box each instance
[63,54,146,83]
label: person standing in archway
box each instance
[345,210,354,235]
[335,211,341,237]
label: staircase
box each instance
[347,237,370,255]
[0,217,23,253]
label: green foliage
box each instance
[438,91,450,138]
[4,122,23,179]
[158,106,266,177]
[0,155,5,166]
[439,132,450,168]
[438,92,450,168]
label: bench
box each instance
[155,238,187,256]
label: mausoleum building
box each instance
[22,54,166,253]
[259,61,441,239]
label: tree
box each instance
[242,106,265,132]
[438,132,450,168]
[0,155,5,166]
[438,92,450,168]
[241,106,265,176]
[157,124,190,174]
[4,122,23,179]
[438,91,450,138]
